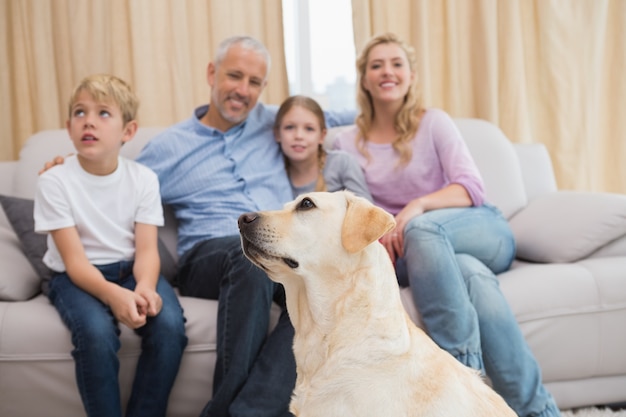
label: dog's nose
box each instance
[238,212,259,229]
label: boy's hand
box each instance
[134,283,163,317]
[38,154,74,175]
[108,286,148,329]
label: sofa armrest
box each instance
[0,161,17,196]
[509,191,626,263]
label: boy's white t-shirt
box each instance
[34,154,164,273]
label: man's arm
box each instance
[132,222,162,317]
[38,154,73,175]
[323,109,357,128]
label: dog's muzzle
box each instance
[238,212,299,269]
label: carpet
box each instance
[562,407,626,417]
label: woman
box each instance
[334,32,560,417]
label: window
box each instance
[282,0,356,111]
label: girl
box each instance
[274,95,371,200]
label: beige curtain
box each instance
[0,0,288,161]
[351,0,626,194]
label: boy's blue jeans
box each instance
[48,261,188,417]
[396,204,560,417]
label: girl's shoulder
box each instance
[324,149,360,170]
[326,149,353,162]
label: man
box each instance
[136,36,354,417]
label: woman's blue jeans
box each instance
[396,204,560,417]
[48,261,188,417]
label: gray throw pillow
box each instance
[0,195,52,282]
[0,194,178,288]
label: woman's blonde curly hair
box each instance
[355,33,424,165]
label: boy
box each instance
[34,74,187,417]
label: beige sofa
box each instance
[1,119,625,417]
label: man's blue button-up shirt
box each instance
[137,102,354,257]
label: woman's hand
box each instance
[394,198,426,252]
[380,199,426,263]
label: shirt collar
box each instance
[193,104,247,136]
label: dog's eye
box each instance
[297,197,316,210]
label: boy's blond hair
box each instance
[68,74,139,125]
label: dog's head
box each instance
[238,191,395,280]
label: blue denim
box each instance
[396,204,560,417]
[48,261,188,417]
[176,235,296,417]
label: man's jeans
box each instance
[396,204,561,417]
[176,235,296,417]
[48,261,188,417]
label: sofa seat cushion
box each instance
[499,258,626,382]
[399,258,626,388]
[0,294,216,357]
[0,294,217,417]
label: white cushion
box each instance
[454,118,528,219]
[510,191,626,263]
[12,127,165,200]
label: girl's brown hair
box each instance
[355,32,424,164]
[274,95,328,191]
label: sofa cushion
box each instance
[13,130,75,200]
[11,127,165,200]
[500,259,626,382]
[0,294,218,417]
[0,209,41,301]
[0,194,178,293]
[0,195,51,286]
[509,191,626,263]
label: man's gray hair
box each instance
[214,35,271,78]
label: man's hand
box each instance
[39,154,72,175]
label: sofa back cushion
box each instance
[454,118,528,219]
[12,127,166,200]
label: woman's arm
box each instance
[381,184,472,261]
[396,184,472,232]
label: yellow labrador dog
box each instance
[238,191,516,417]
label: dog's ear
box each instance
[341,193,396,254]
